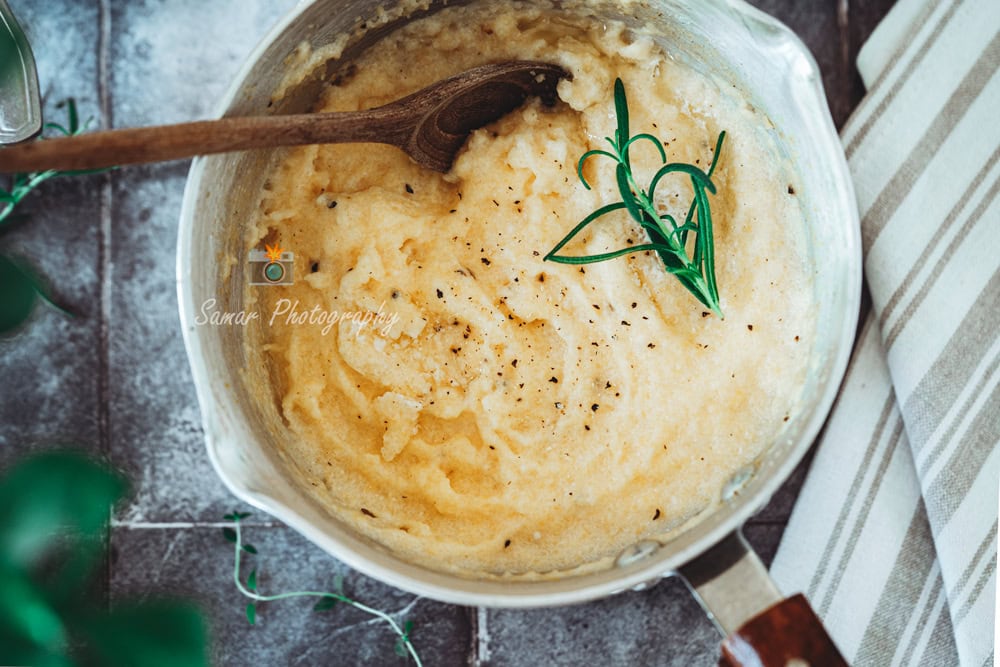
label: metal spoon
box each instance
[0,0,42,145]
[0,61,569,174]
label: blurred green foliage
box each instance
[0,450,209,666]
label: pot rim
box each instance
[177,0,861,607]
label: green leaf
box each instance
[0,255,39,334]
[544,202,627,261]
[576,149,617,190]
[0,450,127,568]
[695,186,721,312]
[78,601,209,667]
[236,511,251,520]
[0,564,67,650]
[708,131,727,178]
[246,569,257,592]
[404,620,413,636]
[547,242,682,265]
[393,637,408,658]
[55,98,79,134]
[648,162,715,197]
[222,513,236,521]
[313,596,338,611]
[221,527,237,543]
[615,164,643,224]
[42,122,70,136]
[246,603,256,625]
[613,78,630,163]
[622,132,666,164]
[242,543,258,554]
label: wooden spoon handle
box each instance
[0,109,409,173]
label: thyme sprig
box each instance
[223,513,422,666]
[0,99,108,228]
[544,78,726,318]
[1,99,111,334]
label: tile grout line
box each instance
[473,606,490,666]
[97,0,112,602]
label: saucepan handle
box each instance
[678,530,849,667]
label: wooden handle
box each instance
[679,532,849,667]
[0,109,409,173]
[719,594,848,667]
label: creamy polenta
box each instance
[247,1,815,576]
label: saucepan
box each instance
[177,0,861,663]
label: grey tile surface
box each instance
[482,578,719,666]
[0,1,103,464]
[110,525,471,666]
[1,1,893,665]
[108,161,237,522]
[108,0,298,127]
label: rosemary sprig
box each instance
[544,78,726,318]
[222,513,422,666]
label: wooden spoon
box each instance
[0,61,569,174]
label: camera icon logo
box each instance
[248,244,294,285]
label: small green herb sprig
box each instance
[1,99,110,334]
[544,78,726,318]
[0,99,106,227]
[222,513,422,666]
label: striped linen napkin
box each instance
[769,1,999,666]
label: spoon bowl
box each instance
[0,60,569,174]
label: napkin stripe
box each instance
[879,152,1000,339]
[924,602,960,667]
[882,174,1000,352]
[844,0,959,159]
[815,417,905,616]
[805,391,896,600]
[903,275,1000,449]
[954,523,997,599]
[895,576,945,667]
[953,528,996,624]
[914,332,1000,475]
[860,29,1000,251]
[925,382,1000,522]
[918,343,1000,482]
[853,500,943,664]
